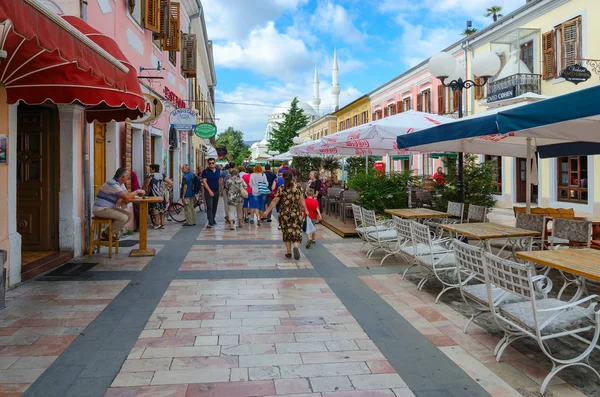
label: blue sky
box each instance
[203,0,525,141]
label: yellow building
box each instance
[463,0,600,215]
[297,115,337,141]
[333,95,371,132]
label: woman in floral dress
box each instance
[264,170,310,260]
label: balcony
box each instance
[486,73,541,103]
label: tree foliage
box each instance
[462,27,478,36]
[216,127,250,165]
[346,156,377,180]
[436,154,497,215]
[291,156,321,183]
[268,97,310,153]
[349,170,418,214]
[484,5,503,22]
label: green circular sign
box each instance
[194,123,217,138]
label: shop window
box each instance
[485,155,503,195]
[557,156,588,203]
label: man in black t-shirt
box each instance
[263,163,277,222]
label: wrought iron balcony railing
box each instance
[487,73,541,103]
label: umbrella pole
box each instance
[526,137,532,214]
[365,153,368,174]
[408,155,413,208]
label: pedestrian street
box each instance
[0,203,593,397]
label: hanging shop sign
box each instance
[486,85,515,103]
[169,108,197,130]
[164,87,186,108]
[560,64,591,84]
[194,123,217,138]
[129,94,163,123]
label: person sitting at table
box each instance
[93,168,145,240]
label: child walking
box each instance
[304,188,321,248]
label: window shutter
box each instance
[163,2,180,51]
[416,93,422,111]
[396,101,403,113]
[474,76,484,100]
[437,86,445,115]
[542,30,555,80]
[144,0,160,33]
[158,0,170,37]
[452,90,459,112]
[562,17,581,69]
[181,33,197,77]
[384,107,388,117]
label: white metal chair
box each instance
[410,221,458,303]
[482,252,600,395]
[467,204,487,223]
[362,209,397,259]
[453,239,532,334]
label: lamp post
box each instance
[428,51,500,202]
[268,150,280,167]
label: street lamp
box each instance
[292,136,304,145]
[428,51,500,202]
[268,150,280,166]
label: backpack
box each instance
[192,174,202,194]
[319,182,328,197]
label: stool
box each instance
[89,217,119,258]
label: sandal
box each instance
[285,253,292,258]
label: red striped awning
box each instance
[0,0,145,122]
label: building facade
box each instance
[297,115,337,141]
[333,95,371,134]
[464,0,600,215]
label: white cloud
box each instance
[202,0,309,41]
[310,2,365,44]
[378,0,525,19]
[213,22,313,79]
[395,19,459,67]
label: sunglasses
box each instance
[208,162,215,165]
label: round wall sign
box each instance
[169,108,197,130]
[128,94,163,123]
[194,123,217,138]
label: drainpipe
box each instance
[80,0,88,20]
[83,123,91,252]
[188,1,203,169]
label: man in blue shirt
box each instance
[201,158,222,227]
[181,164,196,226]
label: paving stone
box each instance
[141,346,221,358]
[280,362,371,378]
[151,368,231,385]
[241,318,282,327]
[301,350,385,364]
[111,371,154,387]
[0,368,45,383]
[10,356,57,370]
[121,358,173,372]
[171,356,238,370]
[274,378,312,394]
[186,380,276,397]
[218,335,239,345]
[310,375,353,392]
[139,329,165,338]
[349,374,407,390]
[0,357,19,369]
[249,366,281,380]
[230,367,249,382]
[194,336,219,345]
[325,340,360,352]
[276,342,328,353]
[221,343,276,356]
[239,353,303,368]
[105,384,189,396]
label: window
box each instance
[353,115,358,126]
[543,16,582,80]
[437,85,445,115]
[130,0,143,26]
[422,89,431,113]
[387,103,395,116]
[474,76,484,100]
[346,118,351,128]
[451,88,459,112]
[558,156,588,203]
[485,155,503,194]
[520,40,534,73]
[402,97,411,112]
[339,121,343,131]
[169,50,176,66]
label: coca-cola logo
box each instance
[307,145,315,151]
[348,131,361,140]
[345,139,370,148]
[355,148,373,156]
[319,146,338,154]
[326,136,337,143]
[478,132,514,143]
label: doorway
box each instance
[16,105,59,252]
[94,122,106,196]
[516,157,538,203]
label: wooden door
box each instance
[516,157,527,203]
[94,123,106,196]
[16,107,59,251]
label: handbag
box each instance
[240,181,249,199]
[257,175,271,195]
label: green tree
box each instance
[484,5,503,22]
[291,156,321,182]
[268,97,310,153]
[216,127,250,165]
[462,27,478,36]
[346,156,377,179]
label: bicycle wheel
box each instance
[168,203,186,222]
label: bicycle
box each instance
[148,189,186,226]
[194,190,206,212]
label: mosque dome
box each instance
[270,100,318,118]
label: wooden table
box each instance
[441,222,540,259]
[385,208,452,219]
[516,248,600,283]
[127,196,163,257]
[516,248,600,301]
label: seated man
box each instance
[93,168,145,239]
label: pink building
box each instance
[369,47,465,176]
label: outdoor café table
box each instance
[516,248,600,301]
[440,222,540,260]
[127,196,163,257]
[384,208,452,222]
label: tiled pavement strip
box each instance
[0,205,588,396]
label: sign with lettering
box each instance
[128,94,163,123]
[560,64,592,84]
[486,86,515,103]
[164,87,186,108]
[194,123,217,138]
[169,108,197,130]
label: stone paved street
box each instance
[0,205,593,396]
